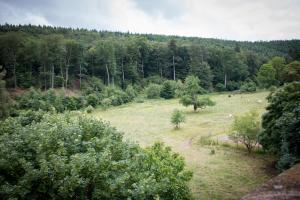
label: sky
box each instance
[0,0,300,41]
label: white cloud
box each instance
[0,0,299,41]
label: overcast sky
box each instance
[0,0,300,41]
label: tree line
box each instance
[1,24,300,91]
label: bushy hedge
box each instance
[145,84,162,99]
[17,84,138,113]
[240,81,257,93]
[17,88,87,113]
[0,113,192,199]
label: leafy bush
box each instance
[226,81,241,91]
[161,80,176,99]
[85,105,94,113]
[101,98,112,110]
[125,85,137,101]
[230,110,260,153]
[240,81,257,93]
[82,76,105,95]
[259,82,300,170]
[17,87,44,110]
[171,109,186,128]
[86,93,99,107]
[0,114,192,199]
[145,84,162,99]
[215,83,226,91]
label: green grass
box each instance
[90,91,276,200]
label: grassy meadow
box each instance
[89,91,276,200]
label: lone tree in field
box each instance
[171,109,186,129]
[180,75,215,111]
[230,110,261,153]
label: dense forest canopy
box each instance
[0,24,300,90]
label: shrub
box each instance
[230,110,260,153]
[101,98,112,110]
[145,84,162,99]
[82,76,105,95]
[175,80,184,97]
[259,82,300,170]
[17,87,44,110]
[125,85,137,101]
[86,105,94,113]
[161,80,176,99]
[86,93,99,107]
[171,109,186,128]
[240,81,257,93]
[0,114,192,199]
[226,81,241,91]
[215,83,226,91]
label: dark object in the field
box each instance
[228,94,231,98]
[242,163,300,200]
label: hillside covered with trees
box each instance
[1,24,300,91]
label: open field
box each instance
[89,91,276,200]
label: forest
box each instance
[0,24,300,199]
[0,24,300,91]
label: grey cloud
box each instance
[0,0,299,41]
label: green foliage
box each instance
[283,60,300,82]
[226,81,241,91]
[171,109,186,128]
[215,83,226,92]
[259,82,300,170]
[145,84,162,99]
[160,80,176,99]
[86,105,94,113]
[0,66,11,119]
[125,85,137,101]
[0,114,192,199]
[180,76,213,111]
[257,63,276,88]
[230,110,261,153]
[86,93,99,107]
[240,81,257,93]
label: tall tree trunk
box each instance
[224,73,227,88]
[141,59,144,78]
[158,61,162,78]
[65,66,68,88]
[105,64,110,85]
[121,58,125,89]
[51,64,54,89]
[173,55,176,80]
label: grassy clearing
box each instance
[90,91,276,200]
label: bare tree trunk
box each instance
[60,67,64,88]
[121,58,125,88]
[141,59,144,78]
[65,66,68,89]
[224,73,227,88]
[112,76,115,87]
[105,64,110,85]
[51,64,54,89]
[173,55,176,80]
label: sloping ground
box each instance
[90,92,276,199]
[242,164,300,200]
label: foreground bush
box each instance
[259,82,300,170]
[0,114,192,199]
